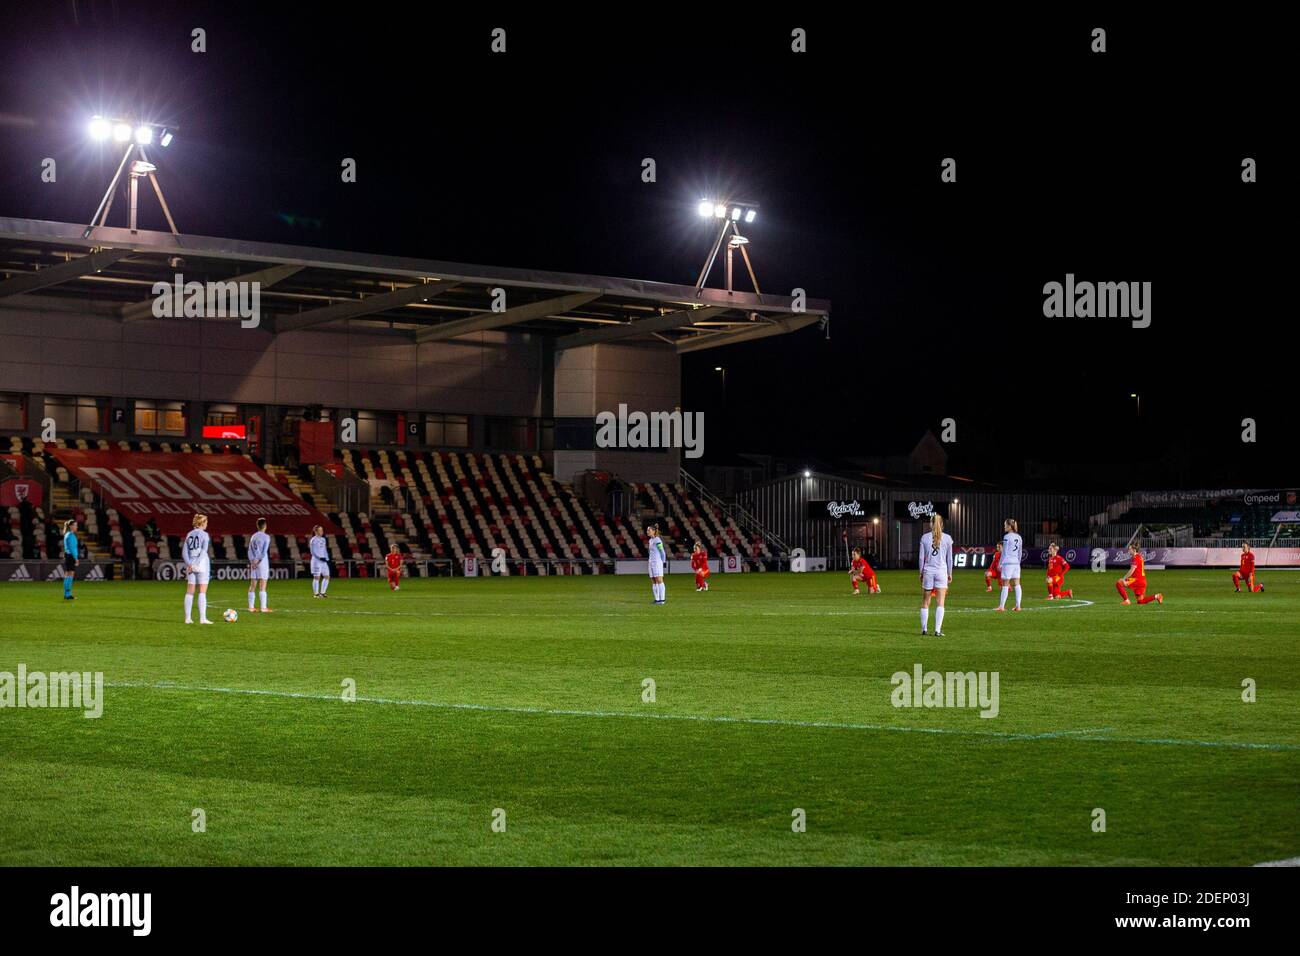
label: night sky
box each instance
[0,4,1286,489]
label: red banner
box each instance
[53,449,340,536]
[0,477,43,507]
[298,421,335,465]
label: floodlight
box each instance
[112,122,132,142]
[134,125,153,145]
[803,470,811,478]
[713,203,726,218]
[697,199,713,217]
[730,207,741,221]
[745,209,756,223]
[88,117,110,140]
[159,129,174,147]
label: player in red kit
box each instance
[984,543,1002,592]
[1045,542,1073,599]
[385,544,404,591]
[1116,545,1162,605]
[849,548,880,595]
[1232,542,1264,593]
[691,541,710,592]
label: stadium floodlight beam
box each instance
[83,115,180,238]
[695,199,762,293]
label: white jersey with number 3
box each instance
[1001,532,1024,573]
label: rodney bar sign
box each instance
[806,499,881,520]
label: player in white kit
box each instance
[247,517,273,613]
[995,517,1024,612]
[182,513,214,624]
[309,525,331,597]
[918,514,954,636]
[647,523,667,605]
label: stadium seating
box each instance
[6,436,771,574]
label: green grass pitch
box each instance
[1,568,1297,866]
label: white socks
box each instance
[197,593,207,621]
[1014,584,1022,609]
[184,593,193,621]
[320,577,329,594]
[920,607,929,632]
[260,590,268,610]
[935,607,945,632]
[652,583,665,601]
[998,585,1009,609]
[248,590,256,610]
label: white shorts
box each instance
[310,557,330,577]
[186,564,210,586]
[999,563,1021,580]
[648,563,664,578]
[922,568,949,591]
[249,558,270,581]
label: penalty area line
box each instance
[100,679,1300,751]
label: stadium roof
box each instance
[0,217,830,352]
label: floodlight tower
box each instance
[695,200,761,294]
[83,117,180,238]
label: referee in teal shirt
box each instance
[62,518,79,600]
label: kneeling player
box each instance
[850,548,880,595]
[247,517,273,612]
[386,544,404,591]
[1232,542,1264,593]
[984,543,1001,593]
[1116,544,1162,605]
[1045,542,1072,600]
[691,541,710,592]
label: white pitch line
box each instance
[761,599,1096,616]
[101,679,1300,752]
[1254,857,1300,867]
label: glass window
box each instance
[356,410,396,445]
[44,396,100,434]
[134,400,185,436]
[425,413,469,448]
[487,416,530,451]
[205,403,240,426]
[0,393,23,430]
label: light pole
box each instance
[1131,393,1140,417]
[714,366,726,405]
[695,200,760,293]
[84,117,179,238]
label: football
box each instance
[223,608,238,623]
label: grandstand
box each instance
[0,215,824,578]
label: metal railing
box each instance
[679,467,790,556]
